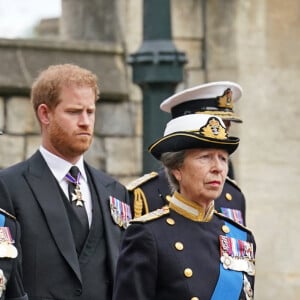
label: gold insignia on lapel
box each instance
[218,88,233,109]
[200,117,227,139]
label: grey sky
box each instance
[0,0,61,38]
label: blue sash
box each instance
[211,221,246,300]
[0,213,5,227]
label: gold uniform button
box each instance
[166,218,175,225]
[175,242,184,251]
[222,225,230,233]
[166,195,172,202]
[225,193,232,201]
[184,268,193,278]
[191,297,199,300]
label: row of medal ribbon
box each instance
[219,235,255,276]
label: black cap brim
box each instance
[148,132,239,160]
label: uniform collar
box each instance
[169,191,215,222]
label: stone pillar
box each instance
[128,0,186,173]
[205,0,239,80]
[204,0,241,177]
[60,0,121,42]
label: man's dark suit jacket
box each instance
[0,151,129,300]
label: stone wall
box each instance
[236,1,300,299]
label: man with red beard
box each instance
[0,64,130,300]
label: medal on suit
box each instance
[71,185,84,207]
[243,274,254,300]
[220,207,244,225]
[219,235,255,276]
[0,227,18,258]
[66,172,85,207]
[109,196,132,229]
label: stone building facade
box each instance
[0,0,299,299]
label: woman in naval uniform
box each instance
[113,113,256,300]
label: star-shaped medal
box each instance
[71,185,85,207]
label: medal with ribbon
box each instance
[65,171,84,207]
[0,227,18,259]
[0,269,6,297]
[109,196,132,229]
[220,207,244,225]
[219,235,255,276]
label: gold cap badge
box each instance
[200,117,227,139]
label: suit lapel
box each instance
[24,152,82,282]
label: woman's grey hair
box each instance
[160,150,186,193]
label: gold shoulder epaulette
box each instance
[214,210,252,233]
[130,206,170,224]
[126,172,159,191]
[226,176,241,191]
[0,208,16,220]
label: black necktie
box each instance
[66,166,89,249]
